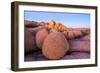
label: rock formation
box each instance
[36,28,49,49]
[24,20,90,60]
[42,32,69,60]
[25,20,88,40]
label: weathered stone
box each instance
[36,29,49,49]
[24,28,37,52]
[42,32,69,60]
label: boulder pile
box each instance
[24,20,90,60]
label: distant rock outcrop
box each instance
[24,20,88,39]
[24,20,38,27]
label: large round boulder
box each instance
[42,31,69,60]
[36,29,49,49]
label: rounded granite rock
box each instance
[73,30,83,38]
[24,28,36,52]
[63,30,75,39]
[42,31,69,60]
[36,28,49,49]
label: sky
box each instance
[24,11,90,28]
